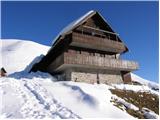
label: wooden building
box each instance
[31,10,139,84]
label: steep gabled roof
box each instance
[52,10,96,45]
[52,10,128,52]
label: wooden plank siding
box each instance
[47,53,64,73]
[71,32,126,53]
[51,52,139,72]
[64,52,138,71]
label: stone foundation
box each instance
[70,71,123,84]
[72,72,97,84]
[98,72,123,84]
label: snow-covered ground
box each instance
[131,73,159,91]
[0,39,159,118]
[0,76,133,118]
[112,82,159,96]
[0,39,49,74]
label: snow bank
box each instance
[112,73,159,95]
[131,73,159,91]
[112,84,159,95]
[0,77,133,118]
[142,107,159,119]
[0,39,49,75]
[39,80,133,118]
[0,77,80,118]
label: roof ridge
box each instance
[52,10,96,45]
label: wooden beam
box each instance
[83,25,119,36]
[71,32,126,53]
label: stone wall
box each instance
[70,71,123,85]
[71,72,97,84]
[99,72,123,84]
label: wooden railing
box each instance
[63,52,139,71]
[71,32,127,53]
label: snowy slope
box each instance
[0,77,81,118]
[0,76,133,118]
[0,39,50,74]
[131,73,159,90]
[0,39,159,118]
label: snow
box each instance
[111,95,139,111]
[112,84,159,95]
[0,39,50,75]
[142,107,159,119]
[52,10,95,45]
[0,76,133,118]
[0,77,80,118]
[0,39,159,118]
[40,81,134,118]
[111,94,159,119]
[112,73,159,95]
[131,73,159,90]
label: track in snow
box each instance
[9,79,52,118]
[23,80,80,118]
[4,79,80,118]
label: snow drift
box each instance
[131,73,159,91]
[0,39,49,74]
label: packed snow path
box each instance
[23,80,80,118]
[0,78,80,118]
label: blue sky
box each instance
[1,1,158,83]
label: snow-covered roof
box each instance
[52,10,96,46]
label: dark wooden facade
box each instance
[31,10,139,84]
